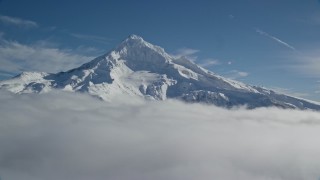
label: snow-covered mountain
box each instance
[1,34,319,110]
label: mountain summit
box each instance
[1,35,319,110]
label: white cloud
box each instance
[224,70,249,79]
[0,15,38,28]
[174,48,199,56]
[173,48,199,61]
[199,58,220,67]
[255,28,296,50]
[1,91,320,180]
[173,49,224,68]
[0,39,95,75]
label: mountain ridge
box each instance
[1,35,319,110]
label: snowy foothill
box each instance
[1,90,320,180]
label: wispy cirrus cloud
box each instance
[172,48,224,68]
[224,70,249,79]
[270,86,309,99]
[0,15,38,28]
[71,33,111,44]
[281,49,320,100]
[292,56,320,76]
[0,38,94,75]
[199,58,220,67]
[287,49,320,77]
[228,14,235,19]
[296,13,320,26]
[255,28,296,50]
[316,81,320,94]
[172,47,199,61]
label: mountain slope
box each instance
[1,35,319,110]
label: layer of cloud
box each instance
[255,28,296,50]
[0,38,95,75]
[0,15,38,28]
[1,90,320,180]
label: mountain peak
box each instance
[118,34,147,48]
[116,34,168,59]
[128,34,143,40]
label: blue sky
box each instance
[0,0,320,101]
